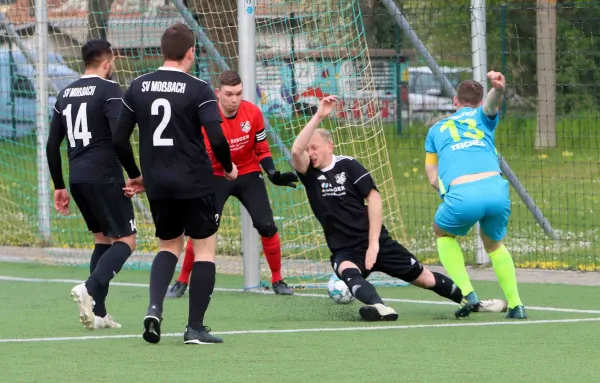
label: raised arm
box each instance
[291,96,337,174]
[482,71,506,118]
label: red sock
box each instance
[178,238,195,284]
[261,233,282,283]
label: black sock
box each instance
[90,244,111,274]
[86,242,132,298]
[188,261,216,331]
[93,284,109,317]
[341,268,384,305]
[89,244,111,317]
[148,251,179,314]
[428,272,463,304]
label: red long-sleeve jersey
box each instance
[203,100,272,176]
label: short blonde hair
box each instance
[314,128,334,144]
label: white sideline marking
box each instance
[1,317,599,344]
[2,275,600,315]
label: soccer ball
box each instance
[327,274,355,304]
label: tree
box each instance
[187,0,238,84]
[87,0,116,41]
[361,0,377,47]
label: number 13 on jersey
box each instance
[440,118,484,142]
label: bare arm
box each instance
[425,164,440,191]
[291,114,320,174]
[425,152,439,191]
[483,71,506,118]
[366,189,383,247]
[291,96,337,174]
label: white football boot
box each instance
[94,314,122,329]
[70,283,95,330]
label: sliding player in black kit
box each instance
[113,23,237,345]
[46,40,137,330]
[292,96,467,322]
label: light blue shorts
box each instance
[434,175,511,241]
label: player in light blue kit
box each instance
[424,71,526,319]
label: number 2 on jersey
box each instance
[152,98,173,146]
[440,118,484,142]
[63,103,91,147]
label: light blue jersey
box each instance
[425,106,501,196]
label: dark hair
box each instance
[161,23,195,61]
[218,70,242,88]
[456,80,484,106]
[81,40,113,68]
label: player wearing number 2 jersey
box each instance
[424,72,526,319]
[46,40,137,331]
[113,23,236,345]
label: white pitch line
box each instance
[1,317,599,344]
[1,275,600,315]
[283,292,600,315]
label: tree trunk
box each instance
[535,0,557,149]
[360,0,376,48]
[187,0,239,85]
[87,0,116,41]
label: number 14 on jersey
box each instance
[63,103,92,147]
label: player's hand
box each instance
[365,243,379,270]
[315,95,338,120]
[54,189,70,216]
[268,171,299,188]
[124,176,145,197]
[225,163,238,181]
[487,71,506,91]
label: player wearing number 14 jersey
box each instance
[46,40,137,331]
[424,72,526,319]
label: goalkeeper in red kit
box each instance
[166,70,296,297]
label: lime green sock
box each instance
[436,237,474,296]
[489,245,523,309]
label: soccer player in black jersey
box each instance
[291,96,467,321]
[46,40,137,330]
[113,23,236,345]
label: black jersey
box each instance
[297,155,389,252]
[50,75,124,185]
[118,67,222,199]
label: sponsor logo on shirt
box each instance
[241,121,251,133]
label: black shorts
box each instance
[213,172,277,237]
[330,235,423,282]
[70,182,136,238]
[148,193,218,240]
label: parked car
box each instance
[0,49,80,138]
[406,66,471,123]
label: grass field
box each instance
[0,261,599,382]
[1,114,599,274]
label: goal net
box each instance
[0,0,407,288]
